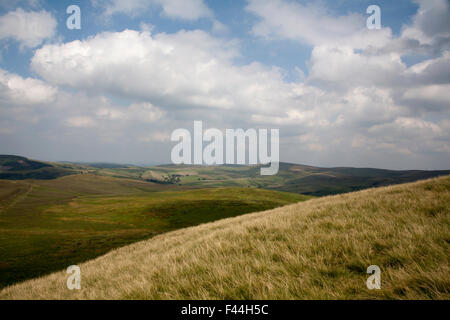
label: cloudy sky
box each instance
[0,0,449,169]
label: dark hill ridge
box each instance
[0,155,51,171]
[0,155,77,180]
[266,162,450,195]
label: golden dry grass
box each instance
[1,175,449,300]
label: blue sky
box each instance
[0,0,449,169]
[1,0,421,79]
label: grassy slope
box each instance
[1,176,448,300]
[0,174,308,288]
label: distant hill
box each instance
[2,175,448,299]
[92,162,450,196]
[0,155,51,171]
[268,163,450,196]
[1,155,449,196]
[0,155,78,180]
[63,162,131,169]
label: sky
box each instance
[0,0,449,169]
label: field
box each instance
[1,175,448,300]
[0,174,308,288]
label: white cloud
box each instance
[406,51,450,85]
[308,46,406,89]
[403,84,450,104]
[127,102,164,123]
[0,68,57,105]
[401,0,450,45]
[368,117,444,143]
[93,0,212,20]
[96,106,125,121]
[139,22,155,33]
[246,0,392,49]
[95,103,164,123]
[241,0,450,165]
[0,8,56,48]
[401,84,450,112]
[31,29,295,115]
[156,0,212,20]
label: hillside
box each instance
[1,175,448,299]
[0,155,78,180]
[0,174,308,288]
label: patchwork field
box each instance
[88,163,450,196]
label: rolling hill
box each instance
[3,155,448,196]
[1,175,448,300]
[1,154,448,293]
[130,163,450,196]
[0,173,309,288]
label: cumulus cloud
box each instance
[0,68,57,105]
[0,8,56,48]
[307,46,407,89]
[0,69,57,126]
[246,0,392,49]
[247,1,449,107]
[93,0,213,20]
[27,18,449,166]
[244,0,450,167]
[405,51,450,85]
[367,0,450,57]
[401,0,450,45]
[31,29,294,114]
[400,84,450,112]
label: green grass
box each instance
[1,175,448,300]
[0,174,309,289]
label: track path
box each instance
[0,183,34,214]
